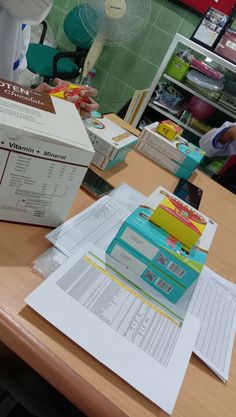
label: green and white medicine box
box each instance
[85,116,138,161]
[107,186,217,303]
[136,140,192,180]
[139,122,205,171]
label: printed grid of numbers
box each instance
[189,273,236,372]
[57,259,181,367]
[51,200,126,254]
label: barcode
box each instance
[167,262,185,278]
[144,269,157,283]
[155,279,173,294]
[156,252,169,266]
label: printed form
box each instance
[39,190,236,382]
[177,267,236,381]
[46,186,146,256]
[35,185,145,277]
[26,246,200,415]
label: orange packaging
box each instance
[49,83,89,109]
[150,194,207,248]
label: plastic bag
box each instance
[18,68,44,87]
[186,69,224,92]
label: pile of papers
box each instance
[27,184,236,415]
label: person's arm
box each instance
[0,0,52,24]
[199,122,236,157]
[217,125,236,145]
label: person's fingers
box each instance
[80,99,99,118]
[53,78,67,86]
[34,82,52,93]
[80,87,98,98]
[66,96,78,104]
[80,100,99,113]
[80,109,92,118]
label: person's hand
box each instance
[53,78,99,118]
[35,79,99,118]
[34,82,52,94]
[76,87,99,118]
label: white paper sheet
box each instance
[26,246,200,415]
[177,266,236,381]
[35,184,146,277]
[109,182,146,212]
[46,196,128,257]
[35,185,236,383]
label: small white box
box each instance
[85,116,138,161]
[0,78,94,227]
[91,150,126,171]
[136,140,192,180]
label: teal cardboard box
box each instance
[136,140,192,180]
[107,238,186,303]
[139,122,205,171]
[107,186,217,302]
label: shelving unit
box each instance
[148,102,202,137]
[133,34,236,142]
[163,74,236,119]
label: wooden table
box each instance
[0,114,235,417]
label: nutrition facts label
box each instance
[0,137,87,225]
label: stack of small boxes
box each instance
[136,120,205,179]
[106,186,217,303]
[85,116,138,170]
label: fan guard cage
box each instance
[79,0,151,45]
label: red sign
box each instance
[179,0,235,15]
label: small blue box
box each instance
[107,238,186,303]
[106,186,217,302]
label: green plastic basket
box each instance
[166,56,190,81]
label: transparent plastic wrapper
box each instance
[186,69,224,92]
[18,68,44,87]
[33,247,68,279]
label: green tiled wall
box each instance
[47,0,200,114]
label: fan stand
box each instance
[82,33,106,79]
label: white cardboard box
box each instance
[139,122,205,170]
[136,140,192,180]
[0,78,94,227]
[85,116,138,160]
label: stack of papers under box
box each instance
[136,122,205,179]
[107,186,217,303]
[85,116,138,170]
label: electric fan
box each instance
[79,0,151,81]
